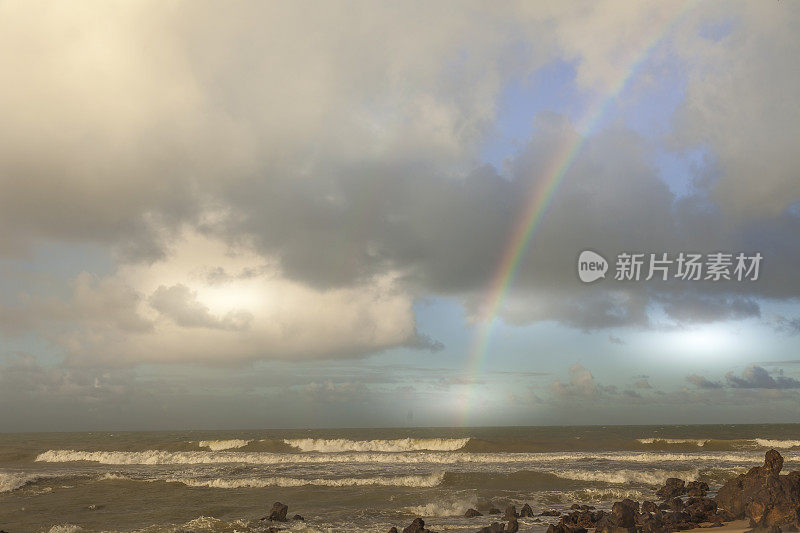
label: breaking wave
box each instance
[0,471,39,492]
[197,439,252,451]
[283,438,470,453]
[637,438,710,446]
[554,467,702,486]
[102,472,446,489]
[35,449,774,466]
[754,439,800,449]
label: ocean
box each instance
[2,425,800,532]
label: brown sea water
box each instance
[2,425,800,532]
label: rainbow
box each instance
[459,3,692,423]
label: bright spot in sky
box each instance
[665,325,742,358]
[196,283,263,315]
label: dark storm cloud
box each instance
[773,315,800,335]
[0,1,798,360]
[686,373,723,390]
[725,365,800,390]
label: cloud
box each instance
[725,365,800,389]
[773,315,800,335]
[608,335,625,345]
[0,1,798,366]
[149,284,252,330]
[4,232,418,364]
[550,364,601,399]
[686,373,723,390]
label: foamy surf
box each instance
[197,439,252,451]
[35,449,776,466]
[148,472,446,488]
[637,438,710,446]
[283,438,470,453]
[0,471,39,492]
[754,439,800,449]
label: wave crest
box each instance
[197,439,252,451]
[283,438,470,453]
[162,472,445,488]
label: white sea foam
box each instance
[637,438,710,446]
[35,449,772,466]
[404,495,478,517]
[754,439,800,449]
[555,467,703,486]
[0,471,39,492]
[166,472,445,488]
[47,526,83,533]
[197,439,252,451]
[284,438,470,453]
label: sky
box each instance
[1,1,800,431]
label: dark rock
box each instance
[641,501,659,514]
[687,481,710,498]
[403,518,429,533]
[476,522,505,533]
[505,518,519,533]
[611,499,637,528]
[717,450,800,527]
[559,509,607,529]
[540,510,562,517]
[571,504,582,510]
[465,508,483,518]
[388,528,398,533]
[546,525,588,533]
[504,505,518,520]
[656,478,687,500]
[266,502,289,522]
[488,507,501,515]
[519,503,534,517]
[292,514,304,521]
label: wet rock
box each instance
[519,503,534,517]
[403,517,433,533]
[505,517,519,533]
[266,502,288,522]
[656,478,687,500]
[504,505,518,520]
[716,450,800,527]
[465,508,483,518]
[388,528,398,533]
[292,514,304,521]
[641,501,659,514]
[687,481,710,498]
[611,499,638,528]
[546,525,588,533]
[488,507,501,515]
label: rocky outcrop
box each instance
[505,517,519,533]
[519,503,535,517]
[465,508,483,518]
[716,449,800,528]
[655,478,686,500]
[402,517,437,533]
[556,494,728,532]
[264,501,288,522]
[504,505,518,520]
